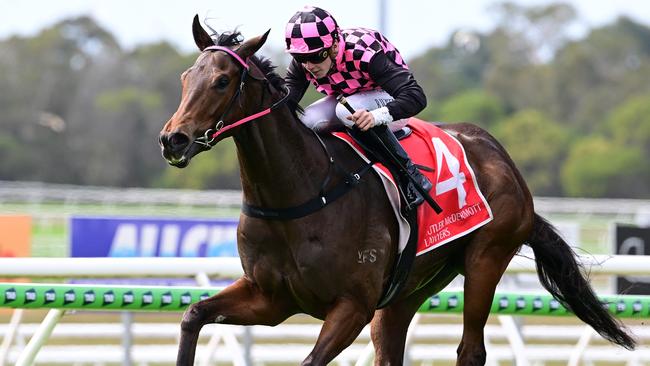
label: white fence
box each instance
[0,255,647,278]
[1,256,649,366]
[2,180,649,217]
[0,181,243,208]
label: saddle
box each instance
[332,118,493,307]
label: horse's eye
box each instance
[214,76,230,90]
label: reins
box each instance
[191,45,374,220]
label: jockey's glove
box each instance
[370,107,394,126]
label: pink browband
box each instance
[203,46,249,69]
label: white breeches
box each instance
[300,90,407,132]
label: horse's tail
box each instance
[526,213,636,350]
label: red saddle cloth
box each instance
[333,118,493,256]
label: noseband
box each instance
[193,45,290,150]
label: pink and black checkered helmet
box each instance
[285,6,339,54]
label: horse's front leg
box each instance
[302,297,374,366]
[177,277,295,366]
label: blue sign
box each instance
[71,216,239,257]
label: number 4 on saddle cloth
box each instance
[333,118,493,257]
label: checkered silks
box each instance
[305,28,409,97]
[285,6,339,53]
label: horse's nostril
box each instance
[170,133,190,149]
[160,132,189,153]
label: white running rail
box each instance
[1,255,648,365]
[0,254,647,278]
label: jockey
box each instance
[284,6,432,207]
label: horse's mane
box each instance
[211,30,304,116]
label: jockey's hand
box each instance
[347,109,375,131]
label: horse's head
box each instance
[159,15,269,168]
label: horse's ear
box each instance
[236,29,271,60]
[192,15,214,51]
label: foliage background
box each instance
[0,2,648,198]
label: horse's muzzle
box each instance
[159,132,191,167]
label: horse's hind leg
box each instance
[177,277,295,366]
[456,230,524,366]
[371,263,459,365]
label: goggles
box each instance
[291,49,330,64]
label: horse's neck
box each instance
[234,103,327,208]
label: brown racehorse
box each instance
[159,16,635,366]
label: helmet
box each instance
[285,6,339,54]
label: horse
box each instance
[158,16,635,366]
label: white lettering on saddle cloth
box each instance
[432,137,467,208]
[416,129,493,256]
[329,118,492,256]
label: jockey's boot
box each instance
[372,125,433,207]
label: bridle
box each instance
[192,45,290,150]
[186,44,374,221]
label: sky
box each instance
[1,0,650,59]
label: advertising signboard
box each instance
[615,224,650,294]
[0,215,31,257]
[71,216,238,258]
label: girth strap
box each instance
[241,162,373,220]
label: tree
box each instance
[605,94,650,154]
[482,1,573,114]
[437,89,504,130]
[126,42,195,109]
[494,109,571,195]
[557,94,650,198]
[552,17,650,133]
[561,136,648,197]
[488,2,577,63]
[0,16,122,183]
[410,30,490,102]
[91,87,166,186]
